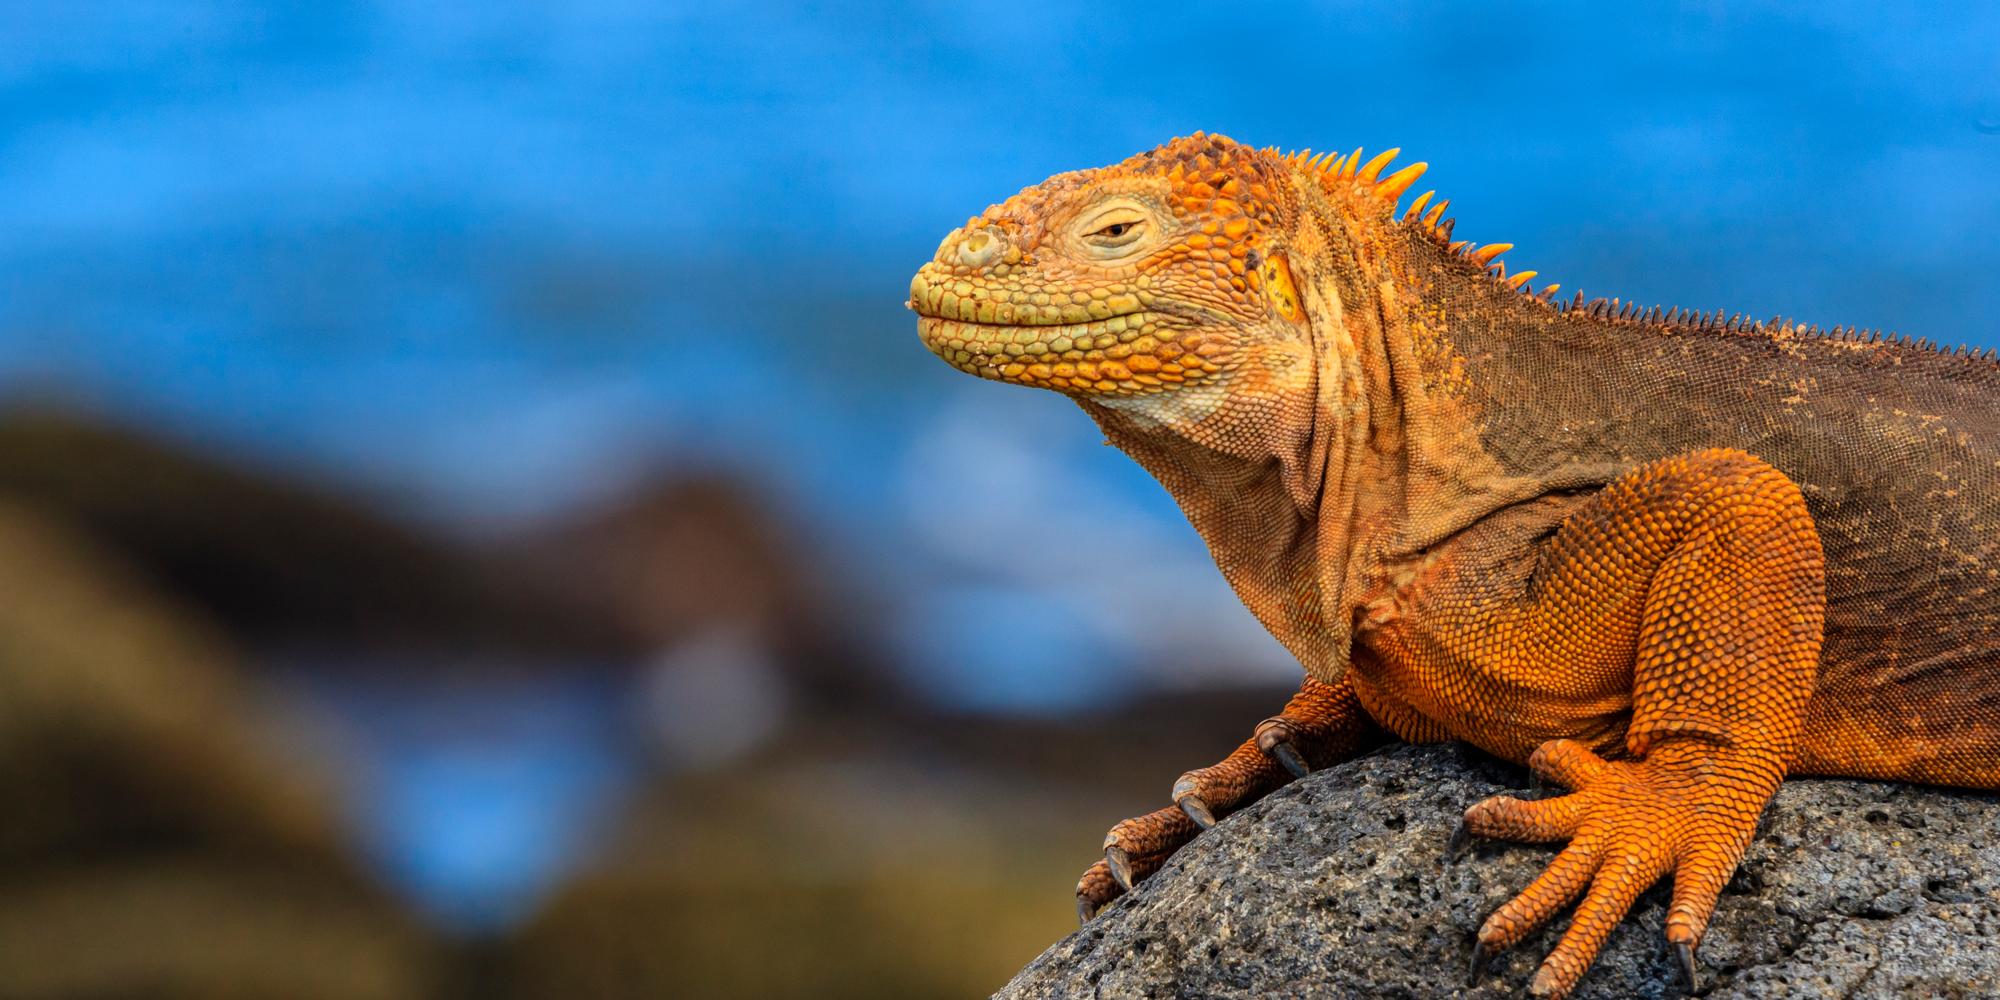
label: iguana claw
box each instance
[1446,819,1471,859]
[1104,844,1135,890]
[1675,941,1698,994]
[1072,678,1381,921]
[1266,739,1311,779]
[1177,793,1216,829]
[1467,940,1494,985]
[1253,718,1316,779]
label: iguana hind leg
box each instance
[1076,675,1383,920]
[1444,449,1825,999]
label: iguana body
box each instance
[908,133,2000,998]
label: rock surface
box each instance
[997,743,2000,1000]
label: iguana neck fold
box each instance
[1064,175,1438,679]
[1076,181,1632,681]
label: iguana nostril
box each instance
[957,229,1001,268]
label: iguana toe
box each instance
[1084,804,1197,904]
[1074,677,1384,917]
[1074,859,1118,924]
[1454,739,1770,999]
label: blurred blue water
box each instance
[3,0,1996,933]
[9,0,1996,701]
[280,661,639,932]
[6,3,1996,531]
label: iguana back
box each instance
[1445,291,2000,783]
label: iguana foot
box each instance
[1076,677,1377,920]
[1454,738,1777,999]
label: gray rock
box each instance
[996,743,2000,1000]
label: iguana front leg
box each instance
[1076,675,1385,919]
[1440,449,1825,998]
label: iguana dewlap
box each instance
[908,133,2000,999]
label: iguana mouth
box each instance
[906,243,1229,394]
[915,310,1221,394]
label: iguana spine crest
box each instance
[1267,133,1996,366]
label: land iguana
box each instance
[907,133,2000,998]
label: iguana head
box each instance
[909,133,1319,404]
[910,133,1445,413]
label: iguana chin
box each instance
[907,132,2000,998]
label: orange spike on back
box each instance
[1357,148,1400,183]
[1269,143,1561,306]
[1374,161,1427,201]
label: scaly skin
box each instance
[908,133,2000,998]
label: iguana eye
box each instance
[1085,219,1144,247]
[1077,205,1151,257]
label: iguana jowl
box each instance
[907,133,2000,998]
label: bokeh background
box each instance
[1,4,1996,997]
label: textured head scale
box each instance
[910,132,1313,399]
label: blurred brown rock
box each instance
[0,499,446,999]
[491,688,1293,1000]
[0,408,624,657]
[0,408,901,702]
[516,474,894,710]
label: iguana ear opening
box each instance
[1257,252,1307,325]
